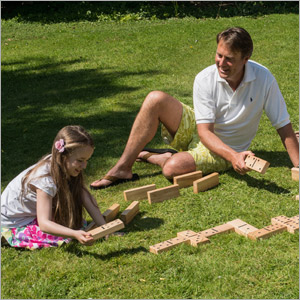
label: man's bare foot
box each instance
[90,168,138,190]
[136,150,173,167]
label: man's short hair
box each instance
[217,27,253,58]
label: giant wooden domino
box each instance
[193,172,219,193]
[177,230,210,247]
[120,201,139,225]
[149,236,188,254]
[291,167,299,181]
[147,184,180,204]
[244,155,270,174]
[271,215,299,233]
[84,221,96,232]
[149,214,299,254]
[227,219,258,237]
[87,219,125,240]
[102,203,120,223]
[247,224,287,240]
[173,171,203,188]
[123,184,156,201]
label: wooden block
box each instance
[291,167,299,181]
[248,224,287,240]
[177,230,198,239]
[271,215,299,234]
[198,227,220,237]
[173,171,203,188]
[290,215,299,222]
[87,219,125,240]
[188,234,210,247]
[149,236,187,254]
[102,203,120,223]
[84,221,96,232]
[211,223,235,234]
[227,219,258,237]
[147,184,180,204]
[244,155,270,174]
[193,172,219,193]
[123,184,156,201]
[120,201,139,225]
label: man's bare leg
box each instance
[90,91,195,188]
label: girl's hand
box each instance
[74,230,94,246]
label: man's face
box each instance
[215,39,249,87]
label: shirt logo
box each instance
[250,97,253,102]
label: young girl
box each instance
[1,125,106,250]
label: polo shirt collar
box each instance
[216,60,256,84]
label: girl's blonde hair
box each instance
[22,125,95,229]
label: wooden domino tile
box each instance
[149,236,187,254]
[227,219,258,237]
[193,172,219,193]
[147,184,180,204]
[123,184,156,201]
[211,223,235,234]
[87,219,125,240]
[173,171,203,188]
[84,221,96,232]
[290,215,299,222]
[271,215,299,234]
[188,234,210,247]
[198,227,220,238]
[291,167,299,181]
[120,201,139,225]
[102,203,120,223]
[244,155,270,174]
[177,230,198,239]
[247,224,287,240]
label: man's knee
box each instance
[162,152,196,179]
[143,91,170,110]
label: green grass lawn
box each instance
[1,14,299,299]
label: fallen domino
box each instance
[247,224,287,240]
[149,236,188,254]
[227,219,258,237]
[87,219,125,240]
[271,215,299,234]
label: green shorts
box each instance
[161,102,232,175]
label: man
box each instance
[90,27,299,190]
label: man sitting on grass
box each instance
[90,27,299,190]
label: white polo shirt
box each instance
[193,60,290,152]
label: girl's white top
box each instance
[1,157,57,228]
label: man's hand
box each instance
[231,151,254,175]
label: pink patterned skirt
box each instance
[1,218,72,250]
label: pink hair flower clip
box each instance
[55,139,65,153]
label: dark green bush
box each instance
[1,1,299,23]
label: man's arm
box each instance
[197,123,253,175]
[277,123,299,167]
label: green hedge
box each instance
[2,1,299,23]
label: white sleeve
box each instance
[193,73,216,124]
[30,176,57,197]
[264,78,290,129]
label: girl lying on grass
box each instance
[1,125,106,250]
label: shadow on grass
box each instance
[2,56,163,184]
[64,243,148,260]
